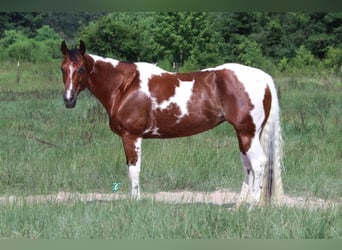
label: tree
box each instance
[105,12,163,62]
[211,12,258,62]
[79,12,226,68]
[79,14,145,61]
[35,25,60,41]
[152,12,226,69]
[1,11,341,74]
[38,12,104,40]
[0,12,42,38]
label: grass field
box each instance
[0,60,341,239]
[1,200,341,239]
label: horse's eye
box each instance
[78,67,85,74]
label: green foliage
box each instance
[323,46,342,73]
[7,39,42,62]
[79,12,226,68]
[278,57,289,72]
[152,12,226,68]
[0,25,62,62]
[0,12,43,39]
[275,45,331,76]
[256,13,312,59]
[236,37,264,66]
[292,45,317,67]
[0,12,102,40]
[35,25,60,41]
[6,38,61,62]
[0,29,27,48]
[79,13,160,62]
[156,57,174,72]
[79,15,140,61]
[1,12,342,73]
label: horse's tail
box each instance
[260,76,284,204]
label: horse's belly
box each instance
[143,110,224,138]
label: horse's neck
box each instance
[85,55,124,115]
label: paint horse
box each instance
[60,40,283,206]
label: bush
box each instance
[278,45,322,75]
[0,29,27,48]
[323,46,342,74]
[233,37,278,74]
[292,45,318,68]
[157,57,174,72]
[7,39,41,62]
[35,25,60,41]
[278,57,289,72]
[0,25,62,62]
[41,39,63,59]
[79,16,140,61]
[236,38,264,66]
[6,39,60,63]
[181,56,200,72]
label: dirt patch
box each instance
[0,189,340,209]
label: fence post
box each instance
[16,60,20,85]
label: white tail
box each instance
[260,77,284,204]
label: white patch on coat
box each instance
[89,54,120,68]
[136,62,168,96]
[143,127,161,136]
[213,63,269,133]
[154,79,194,121]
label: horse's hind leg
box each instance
[236,133,267,206]
[236,153,253,205]
[246,137,267,204]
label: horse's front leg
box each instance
[121,134,142,199]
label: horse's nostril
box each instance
[63,91,77,108]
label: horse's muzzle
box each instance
[63,91,77,109]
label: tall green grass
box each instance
[278,76,342,200]
[0,60,341,239]
[0,60,61,92]
[0,200,341,239]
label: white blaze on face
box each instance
[65,65,75,99]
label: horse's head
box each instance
[60,40,88,108]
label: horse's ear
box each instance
[79,40,86,55]
[61,40,68,55]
